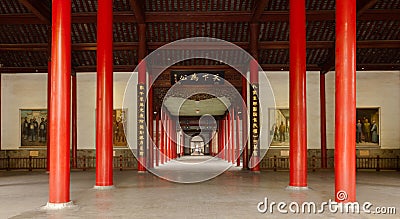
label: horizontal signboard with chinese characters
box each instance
[171,71,225,85]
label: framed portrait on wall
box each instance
[113,109,127,147]
[20,109,48,147]
[356,107,380,146]
[269,108,290,147]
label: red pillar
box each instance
[155,112,160,166]
[289,0,307,187]
[241,76,248,169]
[223,117,227,160]
[236,112,241,166]
[335,0,356,202]
[181,132,184,157]
[218,120,222,158]
[96,0,113,186]
[160,111,165,164]
[170,117,175,159]
[320,73,327,168]
[174,121,178,158]
[166,115,171,161]
[170,117,173,159]
[0,71,1,151]
[227,113,231,163]
[71,72,77,169]
[218,118,225,160]
[163,111,167,163]
[208,132,212,156]
[230,110,235,164]
[48,0,71,204]
[46,61,51,172]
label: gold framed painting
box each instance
[20,109,47,147]
[113,109,127,147]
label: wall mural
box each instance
[269,108,290,146]
[20,109,47,147]
[113,109,127,147]
[356,108,379,146]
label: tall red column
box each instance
[236,112,241,166]
[170,117,173,159]
[231,110,235,164]
[208,132,212,156]
[46,61,51,172]
[335,0,356,202]
[218,120,222,158]
[223,117,227,160]
[160,111,165,164]
[48,0,71,204]
[289,0,307,187]
[220,119,225,159]
[163,111,167,163]
[320,73,327,168]
[181,133,184,156]
[227,113,231,163]
[95,0,113,186]
[0,71,1,151]
[170,117,175,159]
[241,77,248,169]
[71,72,77,169]
[166,115,170,160]
[166,115,170,161]
[155,112,160,166]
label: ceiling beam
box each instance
[0,42,139,51]
[357,0,378,16]
[18,0,51,24]
[251,0,270,23]
[2,63,399,74]
[1,40,398,51]
[130,0,145,24]
[2,9,399,25]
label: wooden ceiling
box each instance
[0,0,399,73]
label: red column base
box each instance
[138,157,146,172]
[250,157,260,172]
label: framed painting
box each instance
[20,109,47,147]
[113,109,127,147]
[356,108,380,146]
[269,108,290,146]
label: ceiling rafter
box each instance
[1,40,398,51]
[4,63,398,74]
[18,0,51,24]
[130,1,146,62]
[251,0,270,23]
[1,9,399,25]
[130,0,145,24]
[357,0,378,16]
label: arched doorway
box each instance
[190,135,205,156]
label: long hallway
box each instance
[1,169,399,218]
[150,156,235,183]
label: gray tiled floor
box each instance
[0,156,399,218]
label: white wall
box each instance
[261,70,400,149]
[1,71,399,150]
[262,71,322,149]
[326,71,400,149]
[1,73,48,149]
[1,72,137,150]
